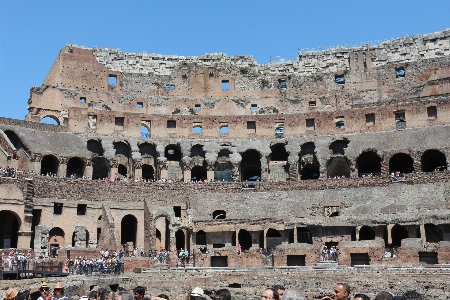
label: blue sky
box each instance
[0,0,449,121]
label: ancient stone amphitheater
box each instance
[1,28,450,299]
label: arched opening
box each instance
[155,216,170,250]
[175,229,186,250]
[156,229,161,250]
[40,155,59,176]
[121,215,137,247]
[114,142,131,157]
[357,151,382,176]
[191,166,207,181]
[66,157,85,178]
[213,210,226,219]
[141,126,150,139]
[329,140,349,155]
[421,150,447,172]
[4,130,27,151]
[270,144,288,161]
[238,229,252,251]
[0,211,20,248]
[48,227,65,252]
[391,224,409,247]
[299,142,320,180]
[327,157,350,178]
[165,144,182,161]
[424,224,443,243]
[190,144,206,158]
[389,153,414,174]
[139,143,157,157]
[196,230,206,246]
[214,160,233,182]
[241,149,261,181]
[87,140,104,155]
[41,116,59,125]
[142,164,155,180]
[71,229,90,248]
[359,226,375,240]
[91,157,109,180]
[301,164,320,180]
[97,216,102,244]
[118,164,127,178]
[266,228,282,249]
[297,227,313,244]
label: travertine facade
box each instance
[1,29,450,273]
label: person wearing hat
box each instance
[4,288,18,300]
[38,283,51,300]
[190,287,203,300]
[51,282,69,300]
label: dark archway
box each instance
[139,143,157,157]
[196,230,206,246]
[299,142,320,180]
[121,215,137,247]
[142,164,155,180]
[175,229,186,250]
[118,164,127,178]
[87,140,104,155]
[424,224,443,243]
[241,149,261,181]
[213,210,226,219]
[357,151,382,176]
[92,157,109,179]
[351,228,357,241]
[238,229,252,251]
[266,228,282,249]
[389,153,414,174]
[191,166,207,181]
[165,144,182,161]
[391,224,409,247]
[48,227,65,251]
[421,150,447,172]
[270,144,288,161]
[97,216,102,243]
[66,157,85,178]
[359,226,375,240]
[40,155,59,176]
[0,211,20,248]
[297,227,313,244]
[329,140,349,155]
[114,142,131,157]
[301,164,320,180]
[327,157,350,178]
[190,144,206,158]
[40,116,59,125]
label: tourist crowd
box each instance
[1,281,427,300]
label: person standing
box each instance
[37,283,51,300]
[321,283,350,300]
[51,282,69,300]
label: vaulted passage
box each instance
[299,142,320,180]
[270,144,288,161]
[114,142,131,157]
[165,144,182,161]
[92,157,109,179]
[87,139,104,155]
[266,228,282,249]
[142,164,155,180]
[118,164,127,178]
[297,227,313,244]
[66,157,85,178]
[48,227,65,251]
[357,151,381,176]
[391,224,409,247]
[121,215,137,247]
[389,153,414,174]
[359,226,375,240]
[421,150,447,172]
[0,211,20,249]
[424,224,443,243]
[40,155,59,176]
[327,157,350,178]
[196,230,206,245]
[238,229,252,251]
[191,166,207,181]
[175,229,186,250]
[241,149,261,181]
[139,143,157,157]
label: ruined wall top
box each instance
[69,28,450,76]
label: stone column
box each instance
[34,225,50,258]
[158,158,168,180]
[58,157,67,177]
[110,159,118,180]
[206,160,215,181]
[419,224,426,242]
[386,224,394,245]
[73,225,87,247]
[135,161,142,180]
[260,157,269,182]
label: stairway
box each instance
[24,179,34,222]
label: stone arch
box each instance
[266,228,282,249]
[299,142,320,180]
[48,227,65,250]
[389,153,414,174]
[196,230,206,246]
[142,164,155,180]
[213,210,226,219]
[175,229,186,250]
[327,156,350,178]
[238,229,252,251]
[215,149,233,182]
[0,210,21,249]
[359,226,375,240]
[190,144,206,158]
[40,115,60,125]
[391,224,409,247]
[165,144,182,161]
[191,166,207,181]
[139,142,157,157]
[91,157,109,179]
[87,139,104,155]
[40,154,59,176]
[357,150,382,176]
[121,215,137,247]
[329,139,349,155]
[240,149,261,181]
[66,157,85,178]
[270,143,288,161]
[424,224,443,243]
[421,149,447,172]
[114,141,131,157]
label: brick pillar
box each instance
[420,224,426,242]
[17,231,32,248]
[261,157,268,182]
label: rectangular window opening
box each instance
[335,74,345,84]
[220,123,229,135]
[195,104,201,110]
[87,115,97,129]
[396,67,406,78]
[278,78,287,90]
[53,203,63,215]
[193,123,203,134]
[365,113,375,126]
[77,204,87,216]
[335,117,345,129]
[427,106,437,118]
[136,102,143,108]
[167,120,176,128]
[251,104,258,111]
[247,121,256,133]
[173,206,181,218]
[275,124,284,139]
[166,84,175,90]
[222,80,230,91]
[108,75,117,86]
[306,118,315,130]
[309,101,316,107]
[115,117,124,127]
[79,97,86,103]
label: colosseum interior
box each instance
[1,28,450,298]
